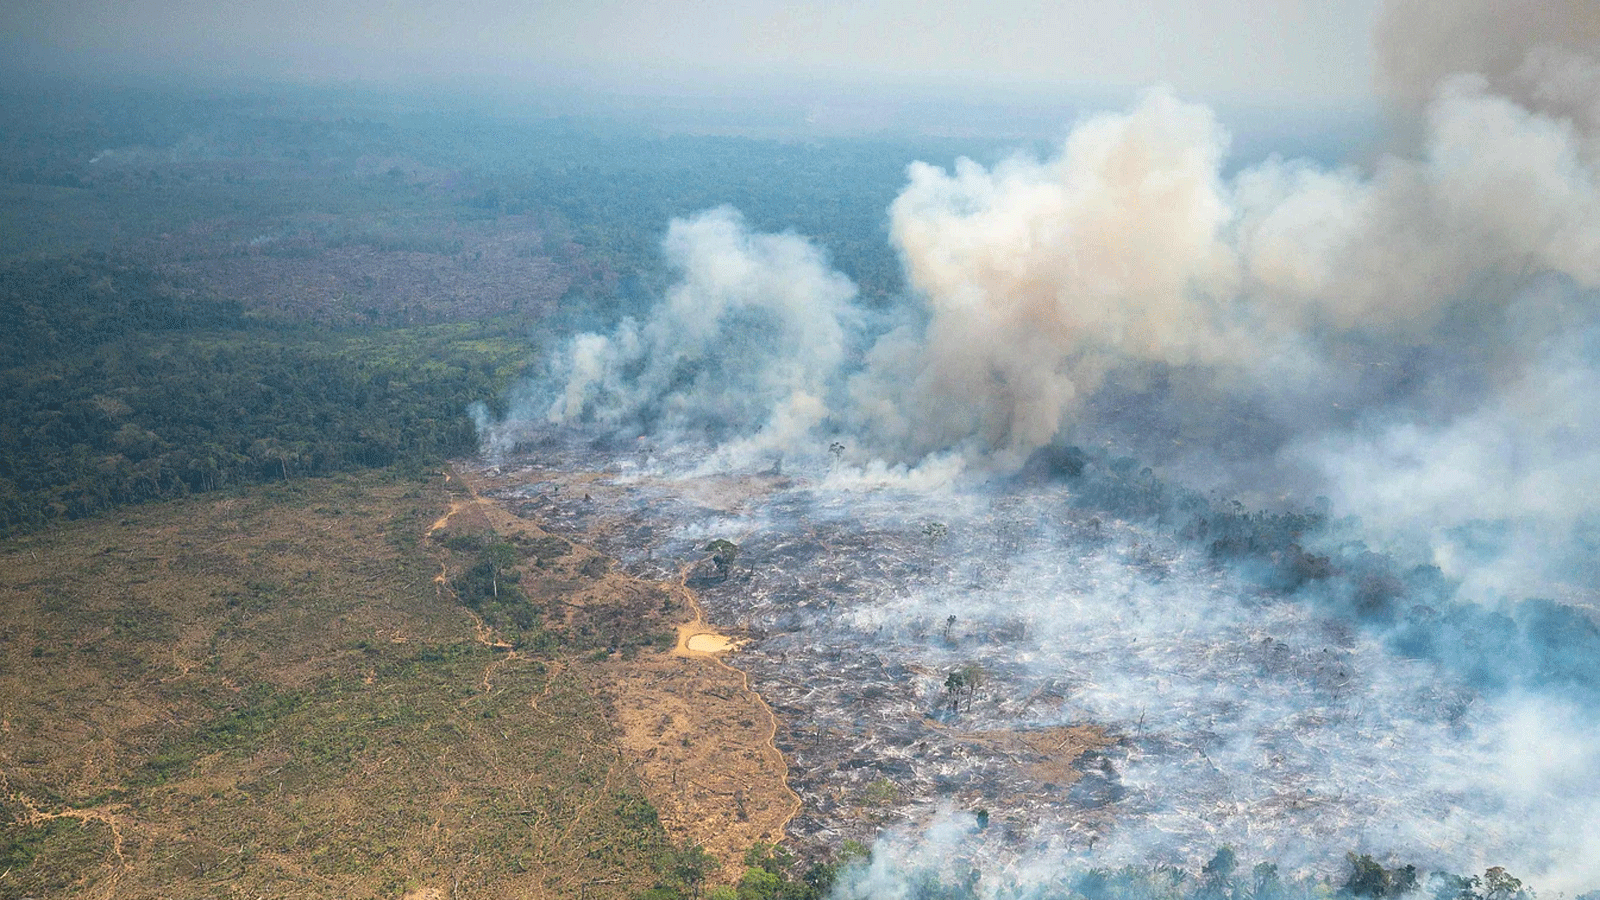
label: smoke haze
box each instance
[545,206,859,461]
[1375,0,1600,128]
[476,0,1600,892]
[2,0,1380,110]
[506,0,1600,600]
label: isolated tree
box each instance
[1200,846,1238,900]
[944,664,984,712]
[1481,868,1523,900]
[704,539,739,571]
[1252,862,1284,900]
[958,664,983,711]
[1203,846,1238,880]
[944,669,966,712]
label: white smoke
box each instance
[830,809,991,900]
[518,51,1600,592]
[531,49,1600,478]
[848,86,1240,466]
[484,1,1600,889]
[869,75,1600,455]
[1233,75,1600,333]
[1297,314,1600,603]
[540,205,858,462]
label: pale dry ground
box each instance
[951,725,1113,791]
[452,467,802,884]
[683,633,738,653]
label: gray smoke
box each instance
[1375,0,1600,131]
[517,64,1600,595]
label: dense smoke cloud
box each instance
[533,58,1600,469]
[1375,0,1600,130]
[533,96,1590,599]
[540,206,858,459]
[515,1,1600,602]
[851,87,1238,465]
[484,0,1600,889]
[867,74,1600,469]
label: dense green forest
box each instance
[0,254,528,534]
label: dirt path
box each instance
[527,661,567,714]
[3,774,128,899]
[668,568,802,836]
[428,469,516,675]
[425,488,473,540]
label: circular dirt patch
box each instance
[685,632,736,653]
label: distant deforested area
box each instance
[0,79,1016,306]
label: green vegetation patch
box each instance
[0,255,535,535]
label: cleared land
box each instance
[0,469,735,899]
[436,468,801,885]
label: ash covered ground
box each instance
[470,428,1580,884]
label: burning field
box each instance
[463,427,1599,892]
[465,3,1600,892]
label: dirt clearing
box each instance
[450,466,802,881]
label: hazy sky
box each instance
[4,0,1383,106]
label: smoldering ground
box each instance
[475,0,1600,892]
[481,429,1600,893]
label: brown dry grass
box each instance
[0,471,674,899]
[996,726,1113,789]
[452,468,802,883]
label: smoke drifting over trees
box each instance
[476,0,1600,892]
[498,0,1600,603]
[545,206,859,462]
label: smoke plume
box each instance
[538,205,858,460]
[480,0,1600,889]
[850,86,1238,466]
[1375,0,1600,131]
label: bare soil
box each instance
[451,467,801,883]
